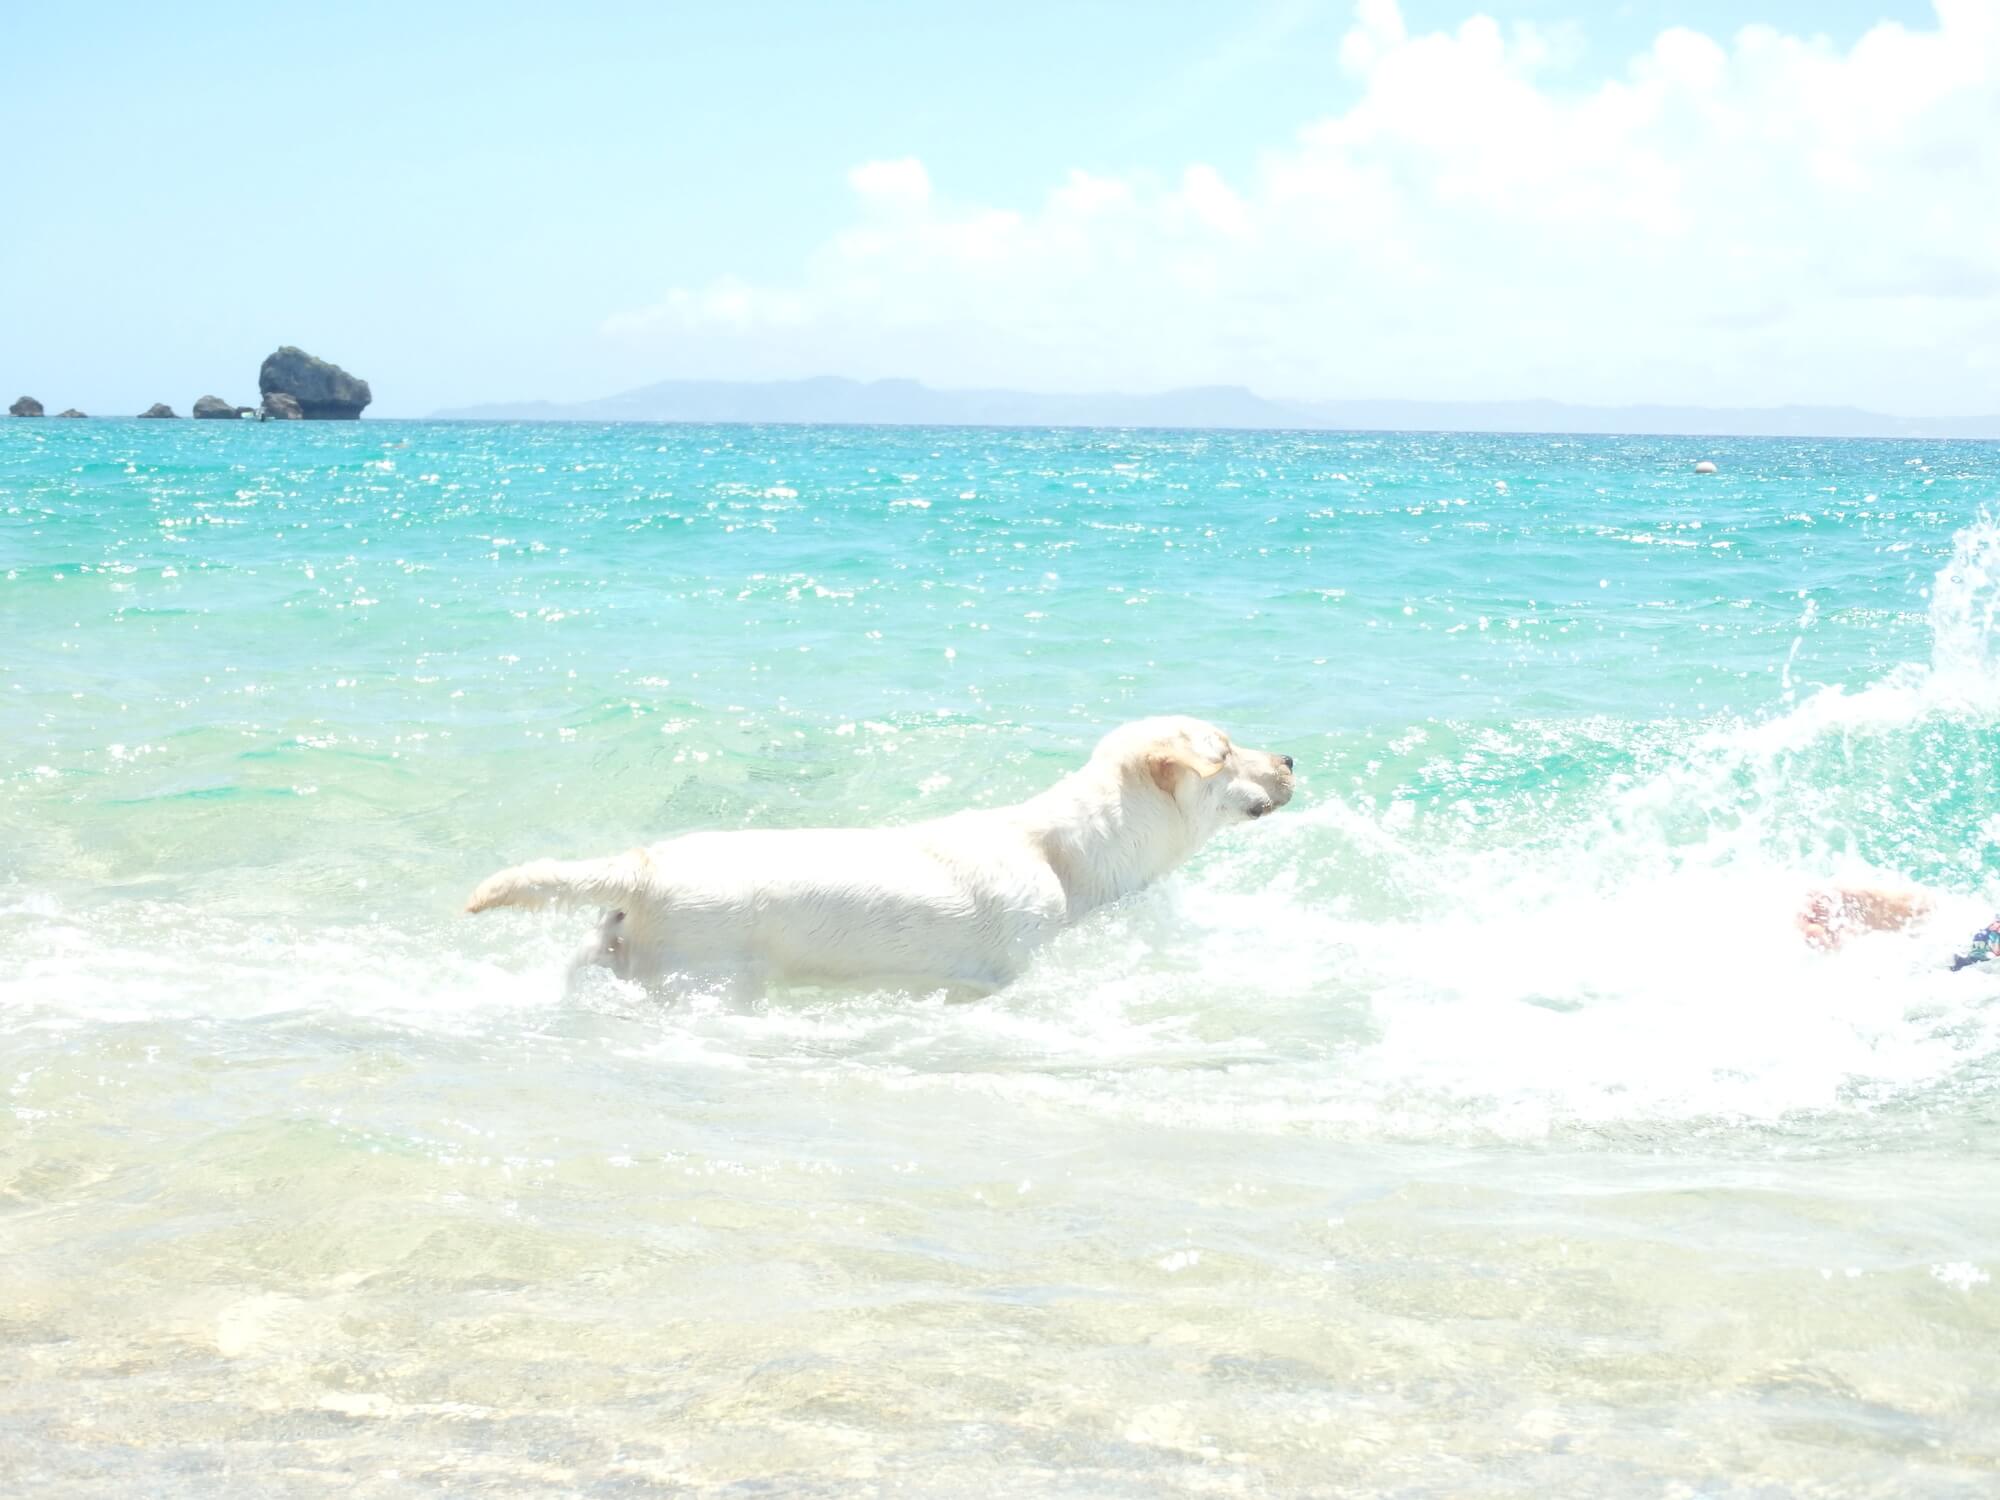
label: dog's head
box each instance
[1099,716,1295,830]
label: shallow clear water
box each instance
[3,419,1998,1495]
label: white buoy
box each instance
[1694,460,1718,474]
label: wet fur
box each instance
[466,717,1294,997]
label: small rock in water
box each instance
[1694,460,1718,474]
[9,395,44,417]
[260,391,304,421]
[137,403,178,419]
[192,394,248,420]
[56,408,86,418]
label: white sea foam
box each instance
[11,426,2000,1495]
[9,521,2000,1151]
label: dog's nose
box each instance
[1279,754,1294,771]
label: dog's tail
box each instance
[465,848,652,915]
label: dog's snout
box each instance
[1279,754,1294,771]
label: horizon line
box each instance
[426,373,2000,428]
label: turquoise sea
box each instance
[4,418,1998,1495]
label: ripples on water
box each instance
[3,421,1998,1495]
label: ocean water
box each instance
[3,418,1998,1496]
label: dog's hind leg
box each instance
[566,909,630,986]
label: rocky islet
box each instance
[7,347,371,422]
[258,347,371,420]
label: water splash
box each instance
[1925,511,2000,692]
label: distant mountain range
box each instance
[431,376,2000,440]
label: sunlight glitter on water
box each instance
[3,421,1998,1495]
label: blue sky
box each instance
[3,0,1988,417]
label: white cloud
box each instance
[846,156,932,205]
[607,1,2000,412]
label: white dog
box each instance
[466,716,1294,994]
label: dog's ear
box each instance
[1146,734,1225,794]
